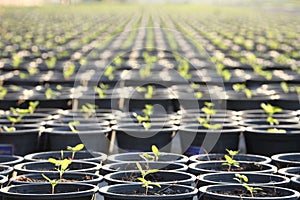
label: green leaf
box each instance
[73,144,84,151]
[267,128,287,134]
[145,169,159,176]
[136,162,144,174]
[152,145,160,159]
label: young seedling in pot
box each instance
[67,143,85,160]
[94,83,109,98]
[260,103,286,133]
[140,145,160,162]
[197,102,222,130]
[222,149,240,172]
[42,174,59,194]
[133,104,153,130]
[48,158,72,180]
[68,121,80,133]
[232,83,252,99]
[80,103,98,118]
[233,173,263,197]
[136,162,161,195]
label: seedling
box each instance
[222,149,240,171]
[142,104,153,116]
[233,83,252,99]
[67,144,85,160]
[68,121,80,133]
[136,162,161,195]
[133,104,153,125]
[104,65,115,80]
[45,88,60,99]
[94,83,109,98]
[0,126,16,132]
[233,173,263,197]
[48,158,72,180]
[140,145,160,162]
[80,103,98,118]
[6,115,24,126]
[45,57,57,69]
[178,59,191,80]
[145,85,154,99]
[260,103,282,126]
[42,174,58,194]
[12,54,22,68]
[280,82,289,93]
[197,102,222,129]
[63,63,76,80]
[0,86,7,100]
[139,63,152,78]
[267,128,287,134]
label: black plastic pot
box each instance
[197,172,290,187]
[189,153,271,164]
[178,125,242,156]
[0,113,51,125]
[188,161,277,175]
[0,125,41,156]
[0,183,98,200]
[278,167,300,178]
[199,184,299,200]
[272,153,300,168]
[99,183,198,200]
[9,172,103,186]
[244,126,300,156]
[24,150,107,163]
[100,161,188,175]
[14,160,101,175]
[236,110,298,120]
[107,152,188,164]
[0,175,8,187]
[0,165,13,178]
[44,118,110,128]
[104,170,196,186]
[112,124,176,152]
[291,176,300,191]
[42,126,112,154]
[0,155,24,167]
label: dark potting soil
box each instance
[206,163,264,172]
[212,188,287,197]
[119,173,165,182]
[16,175,94,183]
[119,187,190,196]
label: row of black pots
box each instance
[0,150,297,198]
[1,81,299,111]
[1,118,299,156]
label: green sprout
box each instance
[197,102,222,129]
[260,103,282,126]
[178,59,192,79]
[0,126,16,132]
[136,162,161,195]
[42,174,58,194]
[233,83,252,99]
[280,82,289,93]
[140,145,160,161]
[0,86,7,100]
[63,63,76,80]
[45,88,60,99]
[45,57,57,69]
[222,149,240,171]
[104,65,115,80]
[233,173,263,197]
[68,121,80,133]
[145,85,154,99]
[67,144,85,160]
[80,103,98,118]
[94,83,109,98]
[12,54,22,68]
[48,158,72,180]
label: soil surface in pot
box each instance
[15,175,94,183]
[206,163,266,172]
[212,188,290,197]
